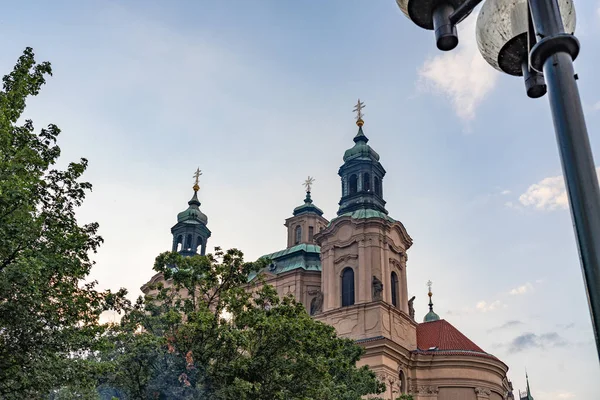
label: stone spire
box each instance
[424,280,440,322]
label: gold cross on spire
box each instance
[303,176,315,193]
[353,99,366,126]
[427,280,433,295]
[193,167,202,191]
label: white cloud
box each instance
[593,101,600,111]
[557,392,576,399]
[539,391,576,400]
[501,190,511,195]
[509,282,534,295]
[476,300,503,312]
[518,168,600,211]
[417,14,498,121]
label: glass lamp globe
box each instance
[476,0,576,76]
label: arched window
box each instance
[308,226,314,242]
[391,271,399,307]
[363,173,371,192]
[349,174,358,195]
[399,370,406,394]
[196,236,203,253]
[295,225,302,244]
[341,267,355,307]
[374,176,381,196]
[176,235,183,252]
[185,234,192,250]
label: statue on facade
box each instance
[372,276,383,300]
[408,296,416,320]
[310,290,324,315]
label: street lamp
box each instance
[396,0,600,362]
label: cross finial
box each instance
[427,280,433,295]
[303,176,315,193]
[353,99,366,126]
[193,168,202,191]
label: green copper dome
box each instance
[293,191,324,216]
[177,191,208,225]
[424,310,440,322]
[343,126,380,162]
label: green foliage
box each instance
[0,48,128,398]
[397,394,414,400]
[103,249,386,399]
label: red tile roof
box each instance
[415,319,497,360]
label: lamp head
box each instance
[396,0,476,50]
[476,0,576,75]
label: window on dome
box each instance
[363,173,371,191]
[374,176,381,196]
[341,267,355,307]
[185,234,192,250]
[391,271,399,307]
[196,236,203,253]
[176,235,183,252]
[308,226,314,242]
[295,225,302,244]
[349,174,358,194]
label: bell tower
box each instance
[171,168,211,256]
[314,100,417,387]
[284,177,329,247]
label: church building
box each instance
[142,101,515,400]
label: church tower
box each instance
[170,168,211,256]
[284,177,329,247]
[314,100,417,384]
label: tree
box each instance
[104,248,385,399]
[0,48,127,398]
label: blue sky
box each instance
[2,1,600,398]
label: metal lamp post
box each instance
[396,0,600,361]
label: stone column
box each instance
[321,247,331,311]
[381,239,390,304]
[358,240,368,302]
[400,255,409,314]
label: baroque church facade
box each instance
[142,109,515,400]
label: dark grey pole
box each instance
[529,0,600,361]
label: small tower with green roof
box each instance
[337,100,387,216]
[171,168,211,257]
[284,176,328,247]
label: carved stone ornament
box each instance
[417,385,440,394]
[409,385,439,395]
[334,253,358,265]
[475,387,492,398]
